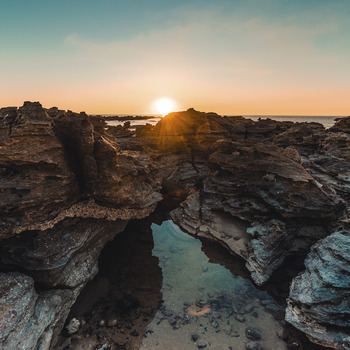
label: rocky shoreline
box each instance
[0,102,349,349]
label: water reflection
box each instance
[141,220,287,350]
[58,217,328,350]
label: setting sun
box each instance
[153,97,177,116]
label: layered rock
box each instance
[0,103,349,350]
[286,231,350,349]
[0,102,163,349]
[167,119,343,285]
[0,102,79,239]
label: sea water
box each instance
[141,220,289,350]
[101,114,343,129]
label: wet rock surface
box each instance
[0,103,349,349]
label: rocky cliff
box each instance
[0,102,349,349]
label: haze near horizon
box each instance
[1,0,349,115]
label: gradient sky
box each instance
[1,0,349,115]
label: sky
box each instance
[1,0,350,115]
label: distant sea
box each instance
[245,115,343,129]
[98,114,345,129]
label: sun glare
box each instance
[153,97,177,116]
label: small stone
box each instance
[66,318,81,335]
[107,318,118,327]
[95,345,110,350]
[246,344,263,350]
[287,341,301,349]
[130,330,139,337]
[252,311,259,318]
[260,299,273,306]
[235,314,245,322]
[96,331,108,342]
[99,319,105,327]
[197,342,207,349]
[265,303,285,320]
[191,334,199,342]
[245,327,261,341]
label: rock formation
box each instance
[0,102,161,350]
[0,102,349,349]
[286,231,350,350]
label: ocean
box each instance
[99,114,343,129]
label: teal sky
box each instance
[1,0,349,114]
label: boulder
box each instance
[286,231,350,349]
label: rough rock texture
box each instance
[0,218,128,288]
[0,103,349,349]
[286,231,350,349]
[0,102,162,239]
[0,102,79,239]
[0,272,78,350]
[165,115,343,285]
[0,102,163,349]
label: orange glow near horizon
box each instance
[2,90,349,117]
[1,2,350,117]
[152,97,178,116]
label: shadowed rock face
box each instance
[0,103,349,349]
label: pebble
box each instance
[107,318,118,327]
[235,314,245,322]
[96,331,108,342]
[287,341,301,349]
[197,342,207,349]
[265,303,285,320]
[260,299,273,306]
[66,318,81,335]
[95,345,109,350]
[130,330,139,337]
[191,334,199,342]
[245,327,261,341]
[246,344,263,350]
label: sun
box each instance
[153,97,177,116]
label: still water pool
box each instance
[141,220,287,350]
[61,218,326,350]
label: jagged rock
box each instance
[329,116,350,134]
[0,102,79,239]
[286,231,350,349]
[171,136,343,284]
[1,103,349,349]
[0,272,77,350]
[0,218,128,288]
[0,102,162,240]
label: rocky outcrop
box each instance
[286,231,350,349]
[0,102,79,239]
[0,103,349,349]
[0,102,163,349]
[0,102,162,240]
[168,122,343,285]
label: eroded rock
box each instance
[286,231,350,349]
